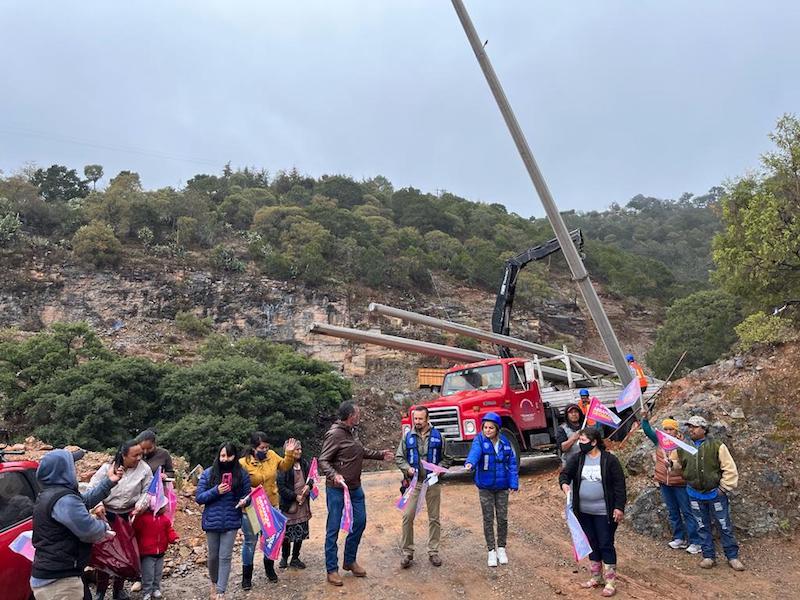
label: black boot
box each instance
[290,540,306,569]
[264,556,279,583]
[241,564,253,590]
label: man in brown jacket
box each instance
[319,401,393,586]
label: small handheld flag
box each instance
[147,466,167,512]
[10,531,35,562]
[308,457,320,500]
[565,501,592,561]
[341,484,354,533]
[395,471,419,511]
[584,397,621,429]
[656,429,697,455]
[615,377,642,411]
[420,460,448,475]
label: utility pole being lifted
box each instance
[450,0,632,385]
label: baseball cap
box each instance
[684,416,708,429]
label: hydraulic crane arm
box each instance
[491,229,583,358]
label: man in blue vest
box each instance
[395,405,450,569]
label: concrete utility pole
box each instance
[450,0,632,384]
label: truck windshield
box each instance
[441,364,504,396]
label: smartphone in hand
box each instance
[222,472,232,488]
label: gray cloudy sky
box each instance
[2,1,798,217]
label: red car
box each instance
[0,449,39,600]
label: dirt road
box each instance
[162,457,799,599]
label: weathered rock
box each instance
[625,442,654,476]
[628,486,670,539]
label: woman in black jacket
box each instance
[276,442,314,569]
[558,428,626,597]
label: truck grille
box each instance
[428,406,462,441]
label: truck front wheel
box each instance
[501,427,521,461]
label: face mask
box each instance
[255,450,267,461]
[579,442,594,455]
[219,459,235,472]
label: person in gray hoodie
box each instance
[31,449,117,600]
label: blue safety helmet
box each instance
[481,412,502,427]
[625,354,635,362]
[579,388,590,397]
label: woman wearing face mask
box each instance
[238,432,299,588]
[559,428,626,597]
[196,442,251,600]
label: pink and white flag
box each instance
[10,530,35,562]
[420,460,448,475]
[308,457,320,500]
[565,502,592,561]
[615,377,642,411]
[585,396,621,429]
[341,484,353,533]
[656,429,697,455]
[395,471,419,511]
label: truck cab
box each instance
[401,358,553,460]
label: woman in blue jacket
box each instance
[196,442,251,600]
[464,412,519,568]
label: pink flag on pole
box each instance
[615,376,642,411]
[308,457,320,500]
[586,396,621,429]
[340,484,353,533]
[565,504,593,561]
[10,531,35,562]
[251,486,288,560]
[656,429,697,455]
[395,471,419,511]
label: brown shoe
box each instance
[429,554,442,567]
[327,571,344,586]
[343,562,367,577]
[728,558,745,571]
[400,555,413,569]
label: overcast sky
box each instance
[2,1,798,217]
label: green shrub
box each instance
[72,221,123,267]
[210,244,245,272]
[175,311,213,337]
[735,312,798,351]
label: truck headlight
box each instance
[464,419,476,435]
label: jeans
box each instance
[140,554,164,596]
[241,514,259,567]
[325,485,366,573]
[207,529,237,593]
[660,484,701,545]
[689,493,739,560]
[577,512,618,564]
[478,489,509,550]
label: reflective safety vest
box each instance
[630,361,648,388]
[405,427,443,476]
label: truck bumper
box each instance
[444,440,472,460]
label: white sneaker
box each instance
[143,595,152,600]
[488,550,498,567]
[496,547,508,565]
[153,591,163,599]
[668,538,688,549]
[686,544,703,554]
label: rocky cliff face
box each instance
[1,250,657,377]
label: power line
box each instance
[0,126,220,167]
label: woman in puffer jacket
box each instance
[196,442,251,600]
[464,412,519,568]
